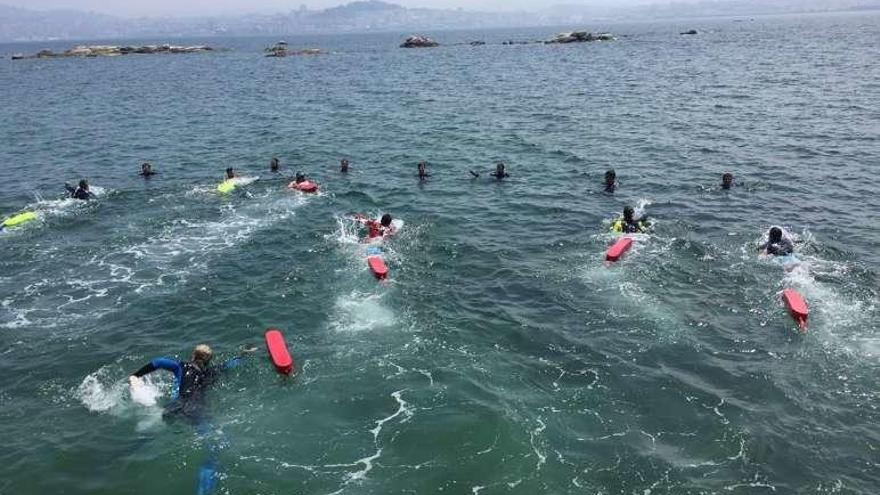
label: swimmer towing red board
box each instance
[367,256,388,279]
[288,181,318,193]
[264,328,294,375]
[782,288,809,331]
[606,237,634,263]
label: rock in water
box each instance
[400,35,439,48]
[12,44,216,60]
[545,31,615,44]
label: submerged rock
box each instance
[545,31,615,44]
[400,35,438,48]
[265,41,324,57]
[11,44,216,60]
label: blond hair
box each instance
[192,344,213,365]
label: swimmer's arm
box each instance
[220,346,259,371]
[129,357,180,384]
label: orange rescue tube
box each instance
[367,256,388,279]
[265,328,294,375]
[288,181,318,193]
[782,288,808,331]
[606,237,633,263]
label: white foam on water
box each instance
[330,291,396,332]
[77,367,167,433]
[4,189,313,331]
[529,417,547,471]
[348,390,413,482]
[77,371,125,413]
[129,377,161,407]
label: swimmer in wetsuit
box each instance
[721,172,734,190]
[490,162,509,180]
[470,162,510,179]
[65,179,94,200]
[225,168,236,180]
[611,206,650,234]
[355,213,395,239]
[128,344,255,422]
[604,169,617,193]
[129,344,255,495]
[139,162,157,178]
[417,161,430,181]
[340,159,350,174]
[759,226,794,256]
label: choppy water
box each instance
[1,12,879,495]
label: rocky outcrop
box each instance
[11,44,215,60]
[400,35,438,48]
[265,42,325,57]
[545,31,615,44]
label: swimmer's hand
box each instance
[241,344,259,354]
[128,375,140,387]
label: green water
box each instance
[1,14,879,495]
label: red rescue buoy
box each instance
[288,181,318,193]
[367,256,388,279]
[782,288,808,331]
[606,237,634,263]
[264,328,294,375]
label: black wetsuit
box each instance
[760,238,794,256]
[132,357,241,421]
[65,185,92,200]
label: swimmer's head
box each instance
[192,344,213,367]
[605,169,616,184]
[722,172,733,189]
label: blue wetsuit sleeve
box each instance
[147,358,183,400]
[132,358,179,377]
[220,357,244,370]
[151,357,182,374]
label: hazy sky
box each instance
[6,0,653,18]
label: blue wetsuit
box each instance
[132,357,242,422]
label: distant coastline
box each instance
[0,1,878,43]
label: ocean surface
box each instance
[1,12,879,495]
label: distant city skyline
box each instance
[1,0,660,18]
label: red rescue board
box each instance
[367,256,388,279]
[605,237,634,263]
[265,328,295,375]
[782,288,808,331]
[288,181,318,193]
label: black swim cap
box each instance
[381,213,392,226]
[769,227,783,242]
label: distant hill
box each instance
[0,0,877,42]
